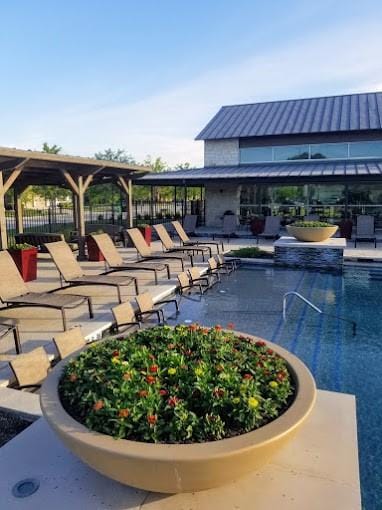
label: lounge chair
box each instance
[110,301,141,337]
[182,214,197,235]
[0,251,93,331]
[154,224,211,260]
[53,326,86,360]
[172,220,223,254]
[9,347,50,391]
[177,271,207,295]
[257,216,281,244]
[45,241,138,303]
[215,254,240,273]
[90,233,171,284]
[0,322,22,354]
[135,292,179,324]
[213,215,237,243]
[354,215,377,247]
[188,266,218,290]
[127,228,191,271]
[207,257,222,282]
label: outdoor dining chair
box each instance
[135,292,179,324]
[45,240,139,303]
[9,347,50,392]
[0,251,93,331]
[110,301,141,337]
[53,326,86,360]
[89,233,171,284]
[354,215,377,247]
[182,214,197,234]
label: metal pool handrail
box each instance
[283,291,357,336]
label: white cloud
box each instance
[2,18,382,167]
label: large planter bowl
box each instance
[287,225,338,242]
[40,335,316,493]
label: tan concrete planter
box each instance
[40,336,316,493]
[287,225,338,242]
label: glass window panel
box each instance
[239,147,273,163]
[308,184,346,205]
[273,145,309,161]
[347,184,382,205]
[310,143,348,159]
[349,141,382,158]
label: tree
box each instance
[42,142,62,154]
[95,148,136,164]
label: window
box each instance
[349,141,382,158]
[310,143,348,159]
[240,146,273,163]
[273,145,309,161]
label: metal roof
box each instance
[135,160,382,185]
[196,92,382,140]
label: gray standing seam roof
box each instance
[135,160,382,184]
[196,92,382,140]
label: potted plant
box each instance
[250,216,265,235]
[40,325,316,493]
[8,243,38,282]
[86,230,105,261]
[287,221,338,242]
[137,223,152,246]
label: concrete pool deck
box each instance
[0,389,361,509]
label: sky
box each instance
[1,0,382,168]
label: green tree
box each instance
[95,148,136,164]
[42,142,62,154]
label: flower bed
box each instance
[59,325,294,444]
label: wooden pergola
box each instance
[0,147,149,250]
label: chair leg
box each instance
[154,270,158,285]
[166,265,171,279]
[134,278,139,295]
[87,297,94,319]
[12,326,21,354]
[61,308,67,331]
[117,285,122,304]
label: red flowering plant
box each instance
[59,324,294,443]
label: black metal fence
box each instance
[6,199,205,244]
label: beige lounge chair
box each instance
[207,257,222,283]
[215,254,238,273]
[9,347,50,391]
[45,241,138,303]
[0,251,93,331]
[127,228,190,271]
[154,224,210,261]
[0,322,22,354]
[256,216,281,244]
[90,233,171,284]
[172,221,223,254]
[135,292,179,324]
[110,301,141,337]
[53,326,86,360]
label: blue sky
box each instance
[1,0,382,166]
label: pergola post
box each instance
[61,171,93,259]
[14,187,24,234]
[0,172,8,249]
[0,159,28,249]
[117,176,133,228]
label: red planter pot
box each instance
[250,218,265,235]
[138,226,152,246]
[86,236,105,262]
[8,247,38,282]
[339,220,353,240]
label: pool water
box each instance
[170,265,382,509]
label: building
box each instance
[136,92,382,227]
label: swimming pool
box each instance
[171,264,382,509]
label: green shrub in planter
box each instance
[59,325,294,444]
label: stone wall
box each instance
[204,139,239,167]
[204,183,241,227]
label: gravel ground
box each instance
[0,409,34,447]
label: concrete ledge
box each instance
[0,390,361,509]
[274,236,346,249]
